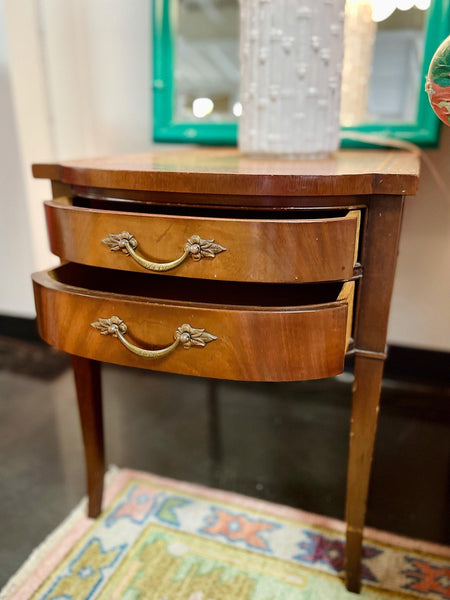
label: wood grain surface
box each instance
[33,147,420,196]
[32,265,353,382]
[45,197,360,283]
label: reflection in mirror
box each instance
[174,0,429,127]
[368,7,427,123]
[175,0,239,123]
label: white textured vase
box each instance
[239,0,346,157]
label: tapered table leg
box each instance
[344,194,404,591]
[71,356,105,518]
[345,354,384,592]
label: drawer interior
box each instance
[72,196,350,221]
[51,263,349,309]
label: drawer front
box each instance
[45,198,360,283]
[33,267,354,382]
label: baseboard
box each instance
[0,316,40,342]
[383,345,449,386]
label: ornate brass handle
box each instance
[91,316,216,359]
[102,232,226,272]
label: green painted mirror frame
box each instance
[153,0,450,147]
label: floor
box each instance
[0,336,449,588]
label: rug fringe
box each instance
[0,466,121,599]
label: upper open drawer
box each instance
[44,197,360,284]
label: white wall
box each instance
[0,0,37,316]
[38,0,151,158]
[1,0,448,351]
[388,128,450,352]
[1,0,151,319]
[1,0,56,285]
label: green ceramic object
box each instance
[426,35,450,126]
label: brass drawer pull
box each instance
[91,316,216,359]
[102,232,226,272]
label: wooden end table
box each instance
[32,147,419,592]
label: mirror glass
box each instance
[175,0,240,123]
[367,7,427,123]
[174,0,428,127]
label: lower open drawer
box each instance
[32,264,354,382]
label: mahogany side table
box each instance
[32,147,419,592]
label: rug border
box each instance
[0,467,118,600]
[0,498,89,600]
[111,469,450,559]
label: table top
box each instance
[33,147,420,197]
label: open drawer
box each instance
[33,264,354,382]
[44,197,360,283]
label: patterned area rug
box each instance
[2,469,449,599]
